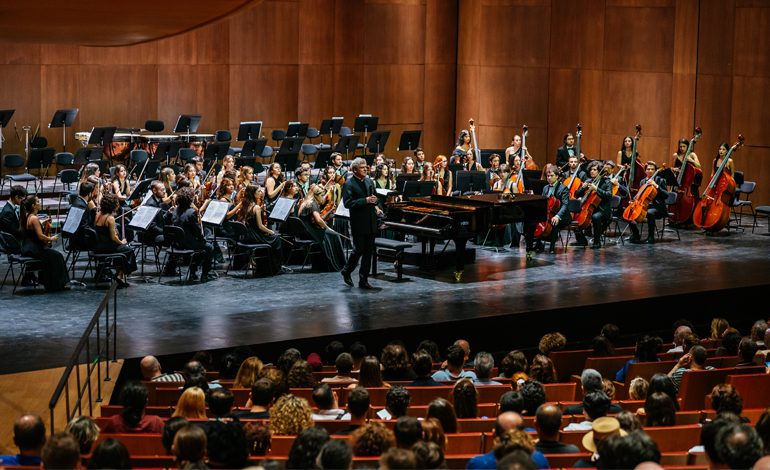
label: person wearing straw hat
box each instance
[573,416,627,468]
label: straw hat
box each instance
[582,417,628,453]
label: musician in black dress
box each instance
[341,157,379,289]
[19,196,70,291]
[168,187,216,282]
[299,184,346,272]
[236,185,283,274]
[616,136,638,167]
[536,165,571,253]
[627,162,670,245]
[573,161,612,249]
[94,193,137,287]
[555,133,582,168]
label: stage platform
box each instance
[1,222,769,375]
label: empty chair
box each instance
[753,205,770,233]
[301,143,318,162]
[2,154,38,193]
[732,181,756,226]
[657,191,680,241]
[178,147,197,163]
[215,130,232,143]
[272,129,286,148]
[55,152,74,167]
[145,120,164,133]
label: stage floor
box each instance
[2,223,769,375]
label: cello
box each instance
[562,123,583,197]
[693,135,744,232]
[622,164,666,224]
[534,176,561,239]
[573,167,608,230]
[668,128,703,225]
[625,124,645,195]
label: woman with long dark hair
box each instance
[235,185,283,274]
[94,192,137,287]
[19,195,69,291]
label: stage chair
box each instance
[2,154,38,193]
[732,180,755,226]
[301,143,318,163]
[563,199,583,247]
[282,217,322,272]
[0,231,44,294]
[657,191,680,241]
[157,225,205,284]
[224,221,274,278]
[752,205,770,233]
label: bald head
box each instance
[14,414,46,454]
[140,355,161,379]
[535,404,563,439]
[454,339,470,361]
[495,411,523,436]
[674,326,692,345]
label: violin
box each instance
[669,128,703,225]
[693,135,744,232]
[573,169,608,230]
[623,164,666,224]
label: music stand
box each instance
[154,141,182,166]
[314,149,333,169]
[276,137,303,175]
[28,147,55,192]
[365,130,390,156]
[396,173,420,192]
[173,114,202,142]
[48,108,79,152]
[456,171,490,193]
[240,138,267,157]
[0,109,14,179]
[127,178,153,205]
[203,142,230,162]
[87,127,117,146]
[354,114,378,151]
[268,197,297,223]
[237,121,263,141]
[286,122,309,138]
[335,134,360,161]
[201,200,230,227]
[397,130,421,152]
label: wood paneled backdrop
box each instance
[1,0,769,205]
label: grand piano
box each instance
[384,193,548,276]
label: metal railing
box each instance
[48,280,119,433]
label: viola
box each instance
[573,170,607,230]
[693,135,744,232]
[534,187,561,239]
[623,165,666,224]
[669,128,703,225]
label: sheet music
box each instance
[201,200,229,226]
[375,188,395,197]
[128,206,160,230]
[62,208,84,235]
[335,198,350,218]
[268,197,297,222]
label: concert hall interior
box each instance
[2,1,770,468]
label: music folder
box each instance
[62,207,85,235]
[128,206,160,231]
[201,200,229,226]
[268,197,297,222]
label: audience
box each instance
[316,439,353,469]
[351,422,395,457]
[321,352,358,385]
[381,344,417,381]
[473,351,501,385]
[377,386,411,420]
[311,383,345,420]
[87,438,131,470]
[42,432,82,470]
[452,378,479,418]
[432,345,476,381]
[338,386,370,434]
[1,414,47,466]
[286,427,329,469]
[103,381,163,433]
[270,395,313,435]
[393,416,422,449]
[534,404,580,454]
[411,351,442,386]
[65,416,99,455]
[426,398,458,434]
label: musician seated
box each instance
[331,152,348,180]
[319,166,343,207]
[110,164,131,206]
[192,156,206,185]
[573,161,612,249]
[142,181,169,246]
[67,181,97,251]
[298,184,346,272]
[401,156,418,176]
[464,149,484,172]
[536,165,571,254]
[295,167,311,200]
[279,180,301,215]
[183,163,201,193]
[234,185,283,275]
[168,187,216,282]
[627,162,670,245]
[19,196,70,292]
[94,193,137,288]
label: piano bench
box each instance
[373,238,413,281]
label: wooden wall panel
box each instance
[425,0,457,65]
[78,66,158,130]
[731,76,770,148]
[732,6,770,77]
[479,2,551,68]
[196,22,231,65]
[601,72,671,138]
[78,42,158,65]
[363,65,425,124]
[228,1,298,65]
[576,70,604,156]
[364,2,426,65]
[549,0,604,70]
[423,63,457,156]
[478,67,549,130]
[297,64,334,125]
[694,75,733,162]
[298,0,335,64]
[331,64,364,120]
[229,65,298,131]
[697,0,735,76]
[40,44,78,65]
[334,0,365,64]
[603,4,675,73]
[736,146,770,209]
[157,33,197,65]
[0,43,40,65]
[668,0,698,160]
[40,65,80,151]
[0,65,41,155]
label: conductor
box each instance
[341,157,379,289]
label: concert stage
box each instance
[2,224,769,375]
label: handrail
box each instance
[48,280,119,434]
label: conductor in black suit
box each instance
[341,157,379,289]
[0,185,26,240]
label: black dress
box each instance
[94,224,138,274]
[21,219,70,291]
[242,207,283,274]
[299,201,346,272]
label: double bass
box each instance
[693,135,744,232]
[622,164,666,224]
[562,124,583,197]
[668,128,703,225]
[625,124,645,195]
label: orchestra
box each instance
[10,116,754,290]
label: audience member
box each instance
[311,383,345,420]
[1,414,46,466]
[234,378,274,419]
[140,355,184,382]
[377,386,411,420]
[628,376,649,401]
[232,356,263,388]
[322,352,358,384]
[351,422,395,457]
[206,421,249,469]
[42,432,82,470]
[538,332,567,356]
[518,380,546,416]
[87,438,130,470]
[103,381,163,433]
[65,416,99,455]
[432,345,476,382]
[421,418,447,451]
[349,342,367,372]
[338,386,370,434]
[710,384,745,419]
[271,394,314,435]
[528,354,557,384]
[287,359,317,388]
[381,344,417,381]
[172,386,207,419]
[564,391,611,430]
[426,398,458,433]
[616,335,662,382]
[393,417,422,449]
[534,404,580,454]
[473,351,501,385]
[379,447,417,469]
[596,431,660,469]
[736,338,760,366]
[354,356,390,389]
[453,378,479,418]
[286,427,330,469]
[316,439,353,469]
[565,369,622,414]
[411,351,442,386]
[615,410,642,433]
[208,388,235,420]
[714,423,763,469]
[644,392,676,427]
[162,417,189,455]
[172,424,208,469]
[411,441,445,469]
[498,350,528,384]
[243,422,271,456]
[499,391,525,414]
